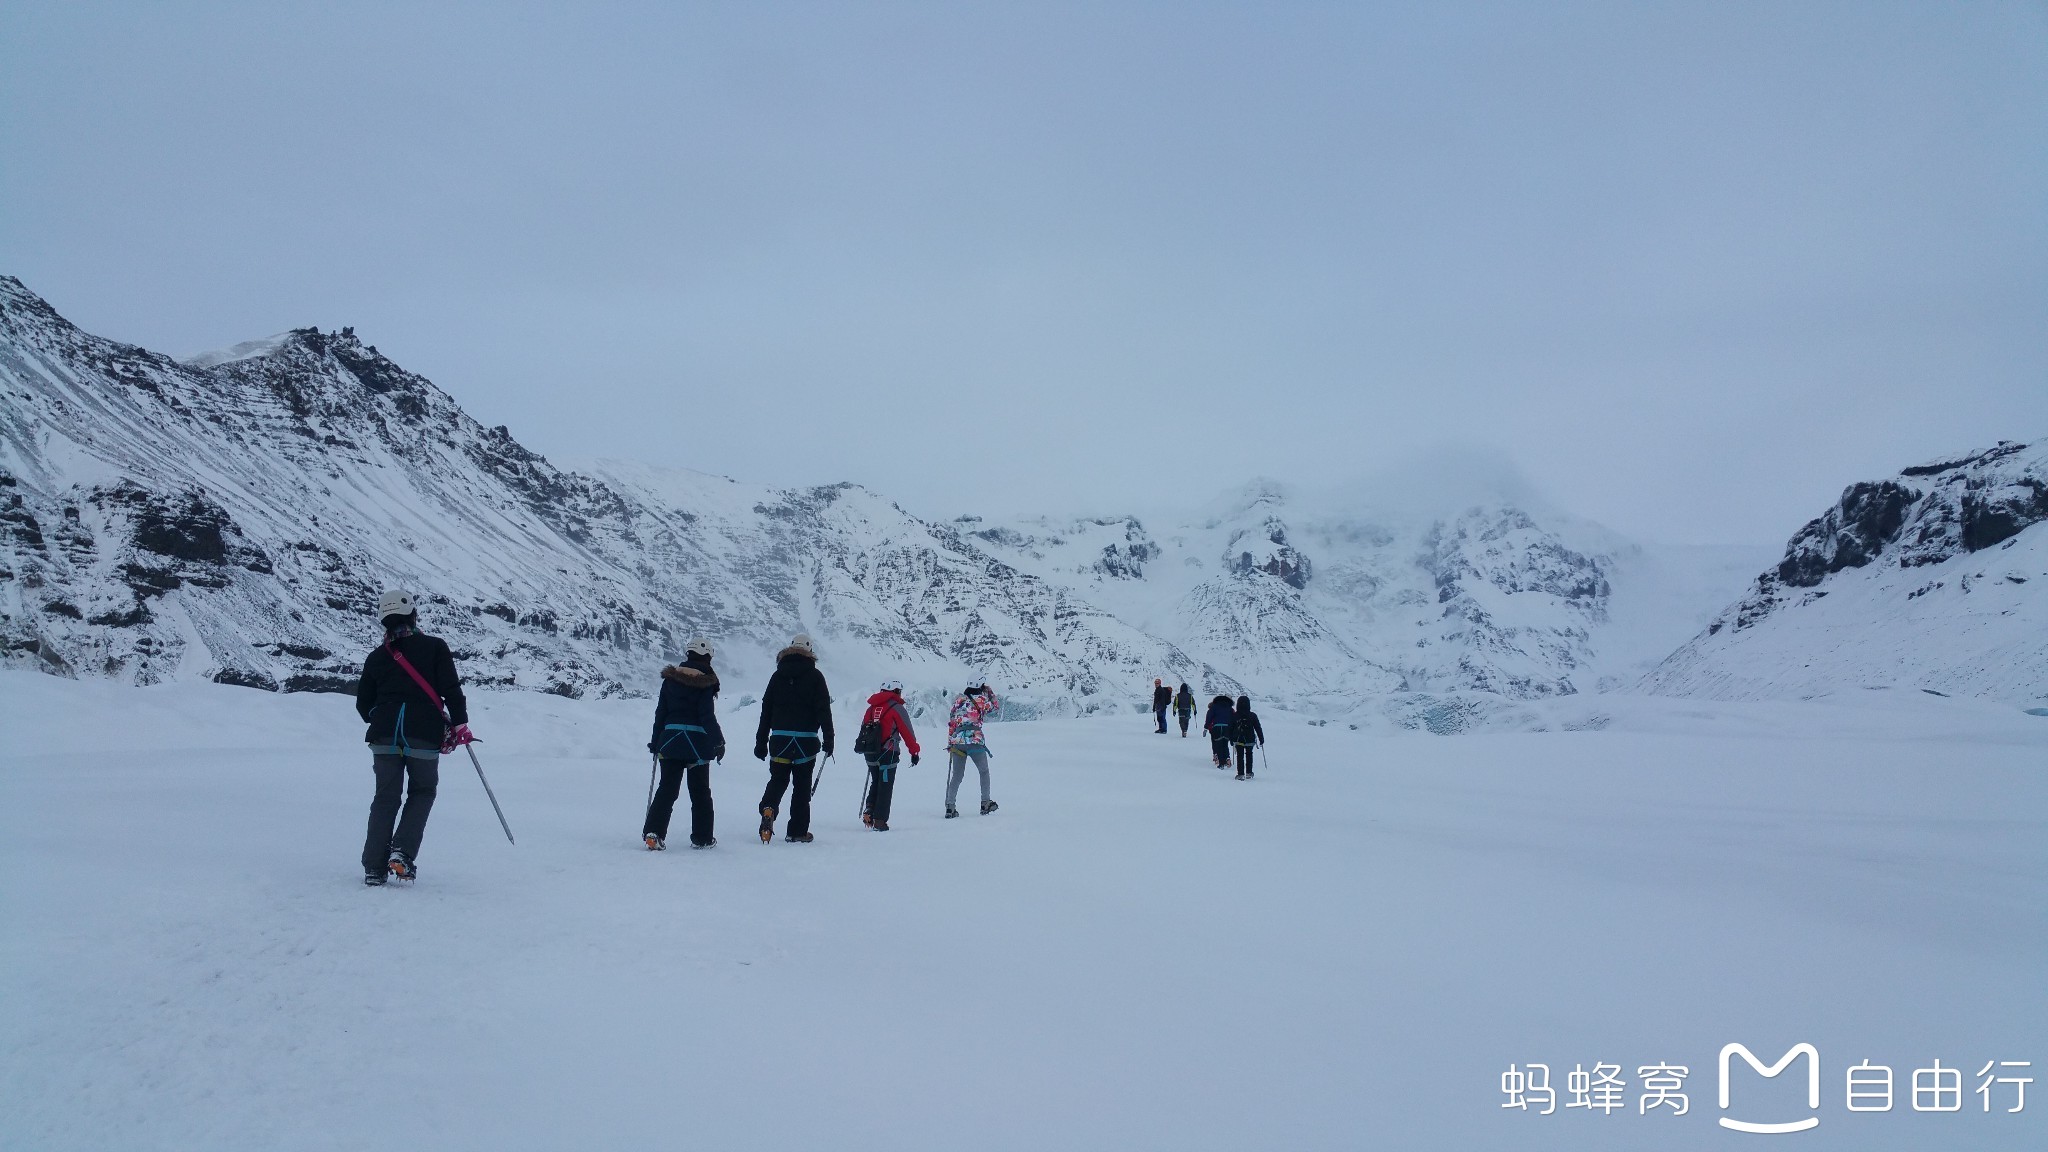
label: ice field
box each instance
[2,670,2044,1151]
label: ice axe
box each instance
[466,742,516,844]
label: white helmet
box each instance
[376,589,416,619]
[879,679,903,693]
[788,633,815,654]
[686,637,713,658]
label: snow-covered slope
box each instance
[1643,440,2048,707]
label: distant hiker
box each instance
[1173,682,1196,737]
[1202,694,1235,770]
[1152,678,1172,733]
[753,633,834,843]
[355,589,470,885]
[1231,694,1266,779]
[644,638,725,850]
[856,680,920,831]
[945,677,1001,817]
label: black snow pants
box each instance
[646,758,714,845]
[1234,743,1256,776]
[364,753,438,871]
[865,755,900,824]
[1177,710,1192,736]
[1209,731,1230,767]
[760,736,818,838]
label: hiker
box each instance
[856,680,920,831]
[355,589,470,885]
[1231,694,1266,779]
[1173,682,1196,736]
[644,638,725,849]
[753,633,834,843]
[1151,678,1172,733]
[1202,694,1235,770]
[945,676,1001,817]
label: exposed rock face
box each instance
[1643,440,2048,706]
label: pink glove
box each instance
[441,724,476,754]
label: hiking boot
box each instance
[759,805,777,843]
[387,851,415,882]
[944,806,959,819]
[690,837,716,849]
[862,811,874,827]
[872,821,890,831]
[784,832,814,843]
[980,800,999,815]
[364,870,387,886]
[644,833,665,851]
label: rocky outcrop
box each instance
[1643,440,2048,706]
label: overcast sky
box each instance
[3,2,2043,545]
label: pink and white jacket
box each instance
[946,690,1000,750]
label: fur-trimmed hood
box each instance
[662,664,719,690]
[775,646,817,666]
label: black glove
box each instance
[647,741,657,754]
[910,752,920,766]
[822,741,834,758]
[714,744,726,762]
[753,741,767,761]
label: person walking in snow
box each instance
[1202,694,1235,770]
[753,633,834,843]
[1151,678,1172,733]
[1230,695,1265,779]
[945,677,1001,817]
[1173,682,1196,737]
[857,680,920,831]
[355,589,471,885]
[644,638,725,849]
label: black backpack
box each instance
[852,717,883,756]
[853,700,897,756]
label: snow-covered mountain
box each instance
[959,476,1767,718]
[1643,440,2048,707]
[0,276,1207,714]
[0,273,1811,720]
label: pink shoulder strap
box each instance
[386,642,448,720]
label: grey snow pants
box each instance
[945,746,991,810]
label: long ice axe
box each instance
[467,744,516,844]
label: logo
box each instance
[1719,1043,1820,1133]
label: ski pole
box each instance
[466,744,516,844]
[646,753,659,813]
[858,765,872,820]
[811,752,831,799]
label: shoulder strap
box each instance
[386,641,449,721]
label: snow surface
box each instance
[3,671,2043,1150]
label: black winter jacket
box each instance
[754,647,834,756]
[650,656,725,762]
[1173,686,1195,716]
[357,631,467,752]
[1231,709,1265,746]
[1202,697,1235,735]
[1152,684,1173,710]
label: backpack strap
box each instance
[386,642,448,722]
